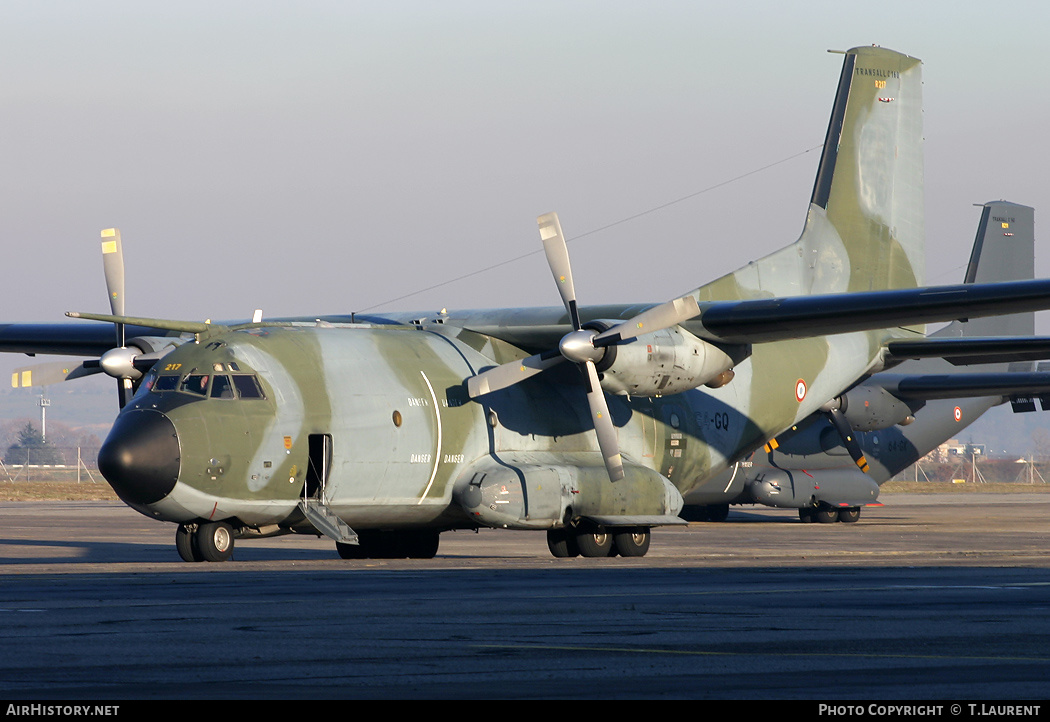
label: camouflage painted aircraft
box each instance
[7,46,1050,561]
[681,200,1050,523]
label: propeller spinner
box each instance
[466,212,702,482]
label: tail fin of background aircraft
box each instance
[958,201,1036,337]
[697,46,925,302]
[934,201,1037,411]
[884,200,1038,389]
[868,200,1039,364]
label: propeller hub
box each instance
[100,346,142,380]
[559,329,603,365]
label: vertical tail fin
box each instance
[802,46,925,293]
[959,201,1035,337]
[700,46,925,302]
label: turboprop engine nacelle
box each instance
[822,384,918,432]
[591,322,737,397]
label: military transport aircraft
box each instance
[681,200,1050,523]
[7,45,1050,562]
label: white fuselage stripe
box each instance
[419,370,442,503]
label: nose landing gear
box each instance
[176,521,235,562]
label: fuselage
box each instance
[98,318,894,533]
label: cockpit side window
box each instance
[232,374,265,399]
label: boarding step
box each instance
[298,498,358,544]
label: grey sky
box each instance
[2,1,1049,428]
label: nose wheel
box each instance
[176,521,235,562]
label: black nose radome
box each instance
[98,409,180,505]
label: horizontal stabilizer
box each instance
[692,278,1050,344]
[884,337,1050,366]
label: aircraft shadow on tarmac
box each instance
[0,537,342,564]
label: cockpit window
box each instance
[153,375,179,392]
[232,374,265,399]
[149,368,262,400]
[210,375,235,399]
[181,374,210,396]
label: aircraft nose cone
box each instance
[98,409,181,505]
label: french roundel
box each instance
[795,379,807,403]
[954,406,962,422]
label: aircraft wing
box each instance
[688,278,1050,345]
[879,372,1050,400]
[8,278,1050,359]
[0,322,128,356]
[421,278,1050,352]
[883,337,1050,366]
[0,322,194,356]
[0,319,234,357]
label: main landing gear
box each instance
[547,525,651,558]
[798,506,862,524]
[176,521,235,562]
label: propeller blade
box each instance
[100,228,125,317]
[825,408,870,473]
[583,360,624,481]
[538,212,581,330]
[100,228,126,347]
[11,361,100,388]
[593,295,701,347]
[118,379,134,409]
[467,351,565,398]
[473,211,687,482]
